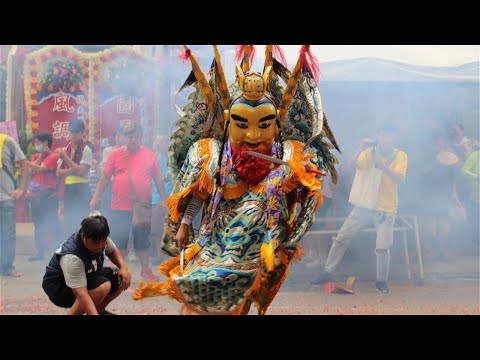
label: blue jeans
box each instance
[324,206,396,282]
[0,200,17,275]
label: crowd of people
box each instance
[1,119,172,315]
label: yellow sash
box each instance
[65,175,89,185]
[0,134,7,169]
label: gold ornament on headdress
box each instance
[234,65,273,102]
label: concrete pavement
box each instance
[1,223,478,315]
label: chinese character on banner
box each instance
[53,94,74,113]
[77,95,87,107]
[117,96,134,114]
[0,121,19,142]
[52,120,70,140]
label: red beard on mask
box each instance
[231,146,272,186]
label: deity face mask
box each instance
[228,96,278,153]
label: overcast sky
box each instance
[248,45,480,68]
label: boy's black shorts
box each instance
[43,267,119,308]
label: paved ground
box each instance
[2,254,479,315]
[1,224,479,315]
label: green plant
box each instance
[13,125,34,185]
[19,125,35,159]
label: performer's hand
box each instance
[175,223,190,250]
[300,160,324,175]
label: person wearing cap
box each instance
[90,121,167,282]
[56,119,93,239]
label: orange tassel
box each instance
[184,243,202,262]
[132,282,170,301]
[260,240,278,272]
[287,160,321,191]
[165,139,215,221]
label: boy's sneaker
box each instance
[375,281,390,294]
[140,268,160,282]
[308,272,333,285]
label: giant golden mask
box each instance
[226,95,278,153]
[224,69,279,152]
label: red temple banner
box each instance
[23,46,89,150]
[93,47,156,153]
[23,45,158,155]
[35,92,88,149]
